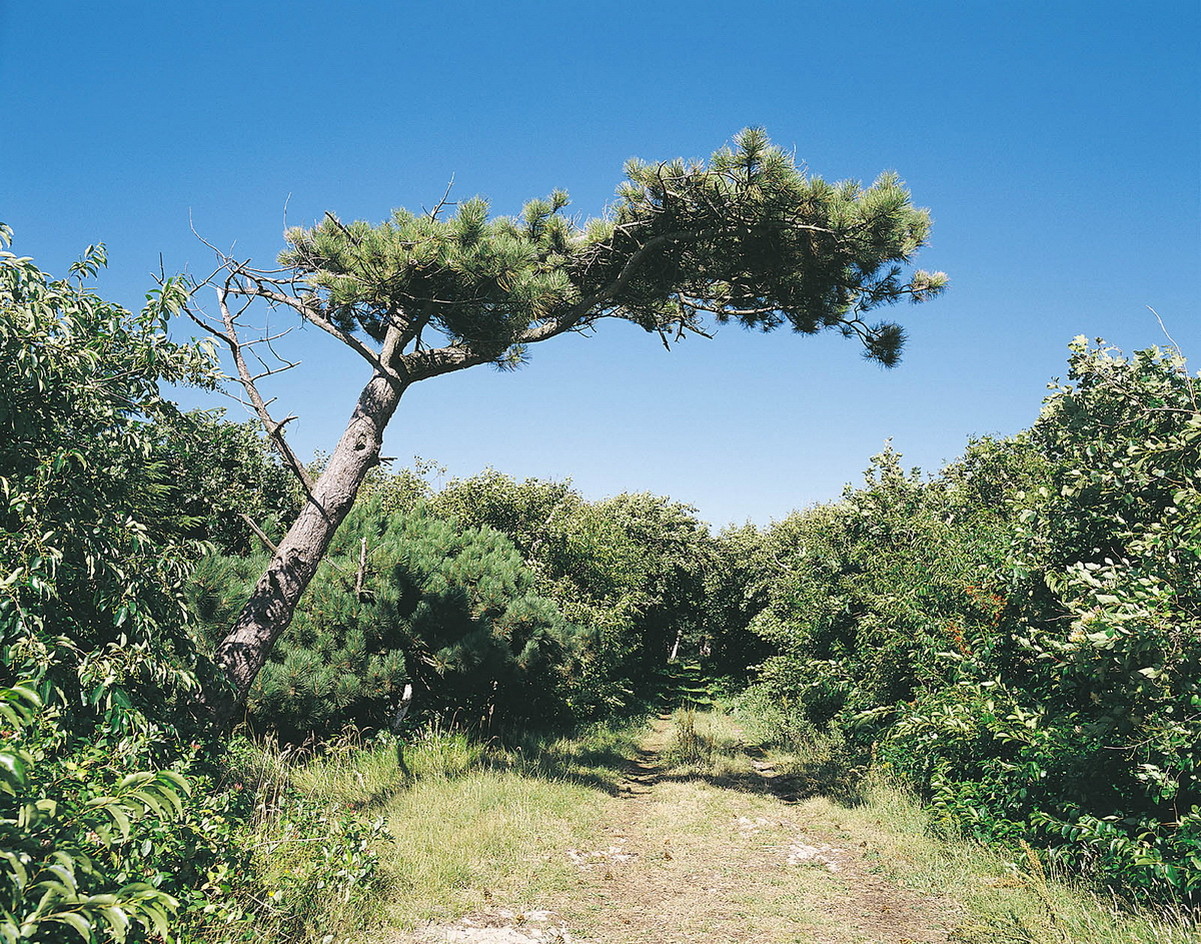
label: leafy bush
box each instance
[158,412,300,556]
[0,238,387,943]
[0,235,217,741]
[431,472,720,712]
[1,682,185,943]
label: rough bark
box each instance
[210,367,408,723]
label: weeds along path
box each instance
[405,713,952,944]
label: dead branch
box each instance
[236,278,384,370]
[240,513,279,554]
[215,280,316,493]
[425,176,457,219]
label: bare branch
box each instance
[680,295,779,319]
[215,281,317,493]
[233,278,384,370]
[181,302,232,342]
[240,513,279,554]
[399,342,493,382]
[1150,306,1198,411]
[401,305,434,354]
[425,175,457,219]
[379,321,408,371]
[355,536,368,600]
[187,213,248,282]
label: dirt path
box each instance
[408,716,952,944]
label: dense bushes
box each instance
[0,237,223,941]
[197,475,729,735]
[430,472,719,712]
[159,412,301,556]
[190,466,740,737]
[0,238,216,741]
[0,240,385,943]
[750,339,1201,899]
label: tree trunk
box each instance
[668,626,683,663]
[209,368,407,724]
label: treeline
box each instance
[2,239,1199,944]
[190,466,765,739]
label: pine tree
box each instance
[186,129,948,720]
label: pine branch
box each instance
[237,278,384,371]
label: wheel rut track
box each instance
[404,715,953,944]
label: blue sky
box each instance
[4,1,1198,527]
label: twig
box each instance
[1149,306,1198,410]
[240,514,278,554]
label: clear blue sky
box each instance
[4,1,1198,528]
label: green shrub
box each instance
[0,239,383,943]
[195,502,581,737]
[751,340,1201,900]
[1,682,186,943]
[431,472,721,713]
[0,237,223,941]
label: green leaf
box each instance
[108,803,133,842]
[100,906,130,942]
[116,772,154,791]
[0,751,30,795]
[0,917,21,944]
[45,911,93,942]
[32,878,75,901]
[129,789,166,818]
[0,850,28,890]
[43,862,78,896]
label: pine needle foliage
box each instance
[277,128,945,368]
[194,501,578,737]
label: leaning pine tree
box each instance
[187,128,948,722]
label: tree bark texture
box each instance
[211,368,407,722]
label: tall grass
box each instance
[663,708,715,767]
[374,716,648,930]
[745,719,1201,944]
[200,733,394,944]
[654,703,1200,943]
[224,716,647,941]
